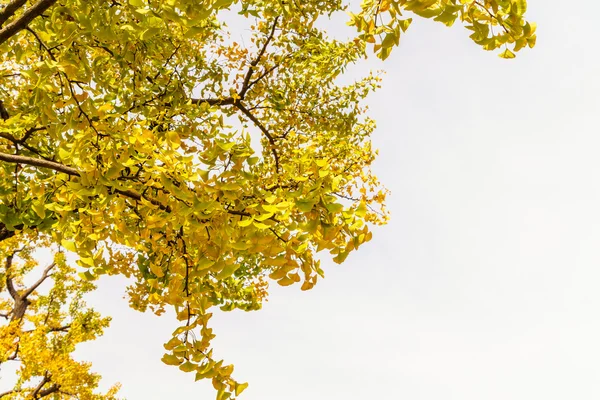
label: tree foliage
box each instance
[0,0,534,398]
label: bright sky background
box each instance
[5,0,600,398]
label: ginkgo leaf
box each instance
[499,48,516,59]
[61,240,77,252]
[179,361,196,372]
[238,218,254,227]
[235,382,249,396]
[162,354,182,366]
[295,199,318,212]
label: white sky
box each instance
[5,0,600,398]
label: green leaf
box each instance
[295,199,318,212]
[215,263,240,280]
[32,201,46,219]
[140,27,160,40]
[197,258,215,270]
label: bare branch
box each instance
[0,0,58,46]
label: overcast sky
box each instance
[5,0,600,398]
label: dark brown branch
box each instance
[26,26,56,60]
[21,262,55,299]
[31,373,59,399]
[0,389,18,398]
[0,100,9,120]
[190,97,235,106]
[227,210,251,217]
[37,384,60,399]
[239,16,279,99]
[0,222,20,242]
[5,254,18,300]
[245,63,280,93]
[0,0,28,27]
[0,130,51,160]
[0,0,58,46]
[269,227,288,243]
[5,252,33,321]
[234,102,280,171]
[31,375,50,398]
[6,343,19,360]
[234,102,275,144]
[24,324,71,333]
[48,324,70,332]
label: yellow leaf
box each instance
[179,361,196,373]
[162,354,182,366]
[238,218,254,227]
[167,131,181,148]
[235,382,249,396]
[499,48,516,59]
[61,240,77,252]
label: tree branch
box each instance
[0,0,28,27]
[0,0,58,46]
[21,262,55,299]
[234,102,280,171]
[37,384,60,399]
[239,16,279,99]
[190,97,235,106]
[0,389,19,398]
[234,102,275,144]
[0,151,257,218]
[31,373,60,399]
[0,151,78,175]
[0,129,51,160]
[0,222,20,242]
[5,254,18,300]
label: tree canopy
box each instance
[0,0,535,398]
